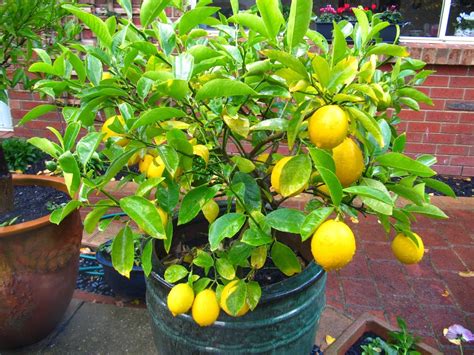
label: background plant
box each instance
[1,137,46,172]
[22,0,453,320]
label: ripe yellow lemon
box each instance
[220,280,249,317]
[139,154,154,174]
[147,156,166,178]
[202,199,219,224]
[332,138,364,187]
[391,233,424,264]
[167,283,194,316]
[311,219,356,271]
[192,289,220,327]
[101,71,113,80]
[157,206,168,227]
[101,115,129,147]
[308,105,348,149]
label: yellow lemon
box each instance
[202,199,219,224]
[139,154,154,174]
[101,71,113,80]
[147,156,166,178]
[316,184,330,196]
[391,233,424,264]
[332,137,364,187]
[101,115,129,147]
[308,105,348,149]
[220,280,249,317]
[311,219,356,271]
[167,283,194,316]
[192,289,220,327]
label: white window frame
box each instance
[0,94,13,132]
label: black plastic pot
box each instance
[96,241,146,299]
[313,22,399,43]
[146,212,327,354]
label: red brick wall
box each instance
[3,1,474,177]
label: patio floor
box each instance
[80,196,474,354]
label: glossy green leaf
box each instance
[18,104,56,125]
[140,0,170,27]
[58,151,81,197]
[317,167,343,206]
[286,0,312,49]
[193,250,214,272]
[86,54,103,86]
[360,178,393,215]
[132,107,186,129]
[215,258,236,280]
[232,172,261,211]
[120,196,166,239]
[136,177,166,197]
[111,226,134,278]
[83,201,111,234]
[423,178,456,198]
[178,6,219,35]
[346,106,384,147]
[178,184,221,225]
[196,79,257,100]
[271,241,301,276]
[388,184,425,205]
[300,207,334,241]
[366,43,408,57]
[27,137,61,158]
[393,133,406,153]
[50,200,82,225]
[141,239,153,277]
[376,152,436,177]
[164,264,189,283]
[256,0,284,40]
[266,208,306,234]
[403,203,448,219]
[229,13,268,37]
[157,145,179,176]
[241,227,273,246]
[398,87,433,105]
[76,132,103,169]
[250,118,288,132]
[308,146,335,173]
[343,186,393,205]
[262,50,307,79]
[279,154,312,197]
[226,280,247,316]
[209,213,246,251]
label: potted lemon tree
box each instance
[23,0,453,353]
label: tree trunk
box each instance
[0,143,14,214]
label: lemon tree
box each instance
[23,0,453,326]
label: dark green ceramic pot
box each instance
[146,214,327,354]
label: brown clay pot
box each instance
[0,175,82,349]
[324,312,442,354]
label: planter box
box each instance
[325,313,442,355]
[313,23,399,43]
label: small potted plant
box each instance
[371,4,405,43]
[454,12,474,37]
[24,0,452,353]
[313,3,355,39]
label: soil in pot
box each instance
[0,185,69,225]
[345,331,381,354]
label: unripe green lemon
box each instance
[202,199,219,224]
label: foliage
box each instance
[1,137,45,172]
[456,12,474,30]
[99,231,148,267]
[362,318,420,355]
[317,4,403,25]
[0,0,81,102]
[23,0,451,316]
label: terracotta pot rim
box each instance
[0,174,69,237]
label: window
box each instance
[0,100,13,131]
[210,0,473,41]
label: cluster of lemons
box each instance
[167,280,247,327]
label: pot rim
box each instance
[0,174,70,237]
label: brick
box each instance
[8,91,32,100]
[383,297,433,336]
[450,156,474,166]
[441,124,474,134]
[433,165,462,176]
[413,227,449,248]
[423,75,449,87]
[425,111,460,123]
[341,278,379,307]
[450,76,474,88]
[430,65,469,76]
[424,133,456,144]
[405,143,436,154]
[459,112,474,124]
[430,88,464,99]
[464,89,474,100]
[363,242,393,261]
[406,132,424,142]
[456,134,474,145]
[429,248,466,271]
[369,260,413,297]
[337,251,372,279]
[436,145,469,156]
[462,166,474,176]
[409,278,455,306]
[422,304,468,344]
[408,122,441,133]
[399,109,426,121]
[420,99,445,111]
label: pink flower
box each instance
[371,4,377,10]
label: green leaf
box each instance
[18,104,56,125]
[50,200,82,225]
[83,201,111,233]
[393,133,406,153]
[311,55,330,87]
[423,178,456,198]
[62,5,112,47]
[228,242,253,266]
[136,177,165,197]
[157,145,179,176]
[117,0,132,18]
[140,0,170,27]
[27,137,61,158]
[193,250,214,272]
[226,280,247,316]
[111,226,134,278]
[398,87,433,105]
[141,239,153,277]
[352,8,369,44]
[300,207,334,241]
[317,167,343,206]
[68,52,86,83]
[256,0,284,40]
[120,196,166,239]
[306,29,329,53]
[241,227,273,246]
[271,241,301,276]
[100,149,138,187]
[343,186,393,205]
[196,79,257,100]
[33,48,52,65]
[232,172,261,212]
[231,156,255,173]
[178,184,221,225]
[173,53,194,81]
[164,264,189,283]
[246,281,262,311]
[366,43,409,57]
[360,178,393,215]
[228,13,268,37]
[156,23,176,56]
[403,203,448,219]
[76,132,103,169]
[178,6,219,35]
[308,146,335,173]
[250,118,288,132]
[215,258,236,280]
[346,107,384,147]
[86,54,103,86]
[388,184,426,205]
[331,22,347,66]
[193,277,212,293]
[279,154,312,197]
[417,154,437,167]
[209,213,246,251]
[58,151,81,197]
[266,208,306,234]
[132,107,186,129]
[262,50,307,79]
[286,0,312,49]
[376,153,436,177]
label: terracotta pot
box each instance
[0,175,83,349]
[324,312,442,354]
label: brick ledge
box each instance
[401,41,473,66]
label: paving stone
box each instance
[422,304,469,347]
[337,251,371,279]
[383,297,434,336]
[369,260,414,298]
[41,302,157,354]
[409,278,455,306]
[403,256,440,279]
[452,245,474,270]
[315,306,353,351]
[340,278,380,307]
[430,248,467,271]
[439,271,474,313]
[363,242,393,261]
